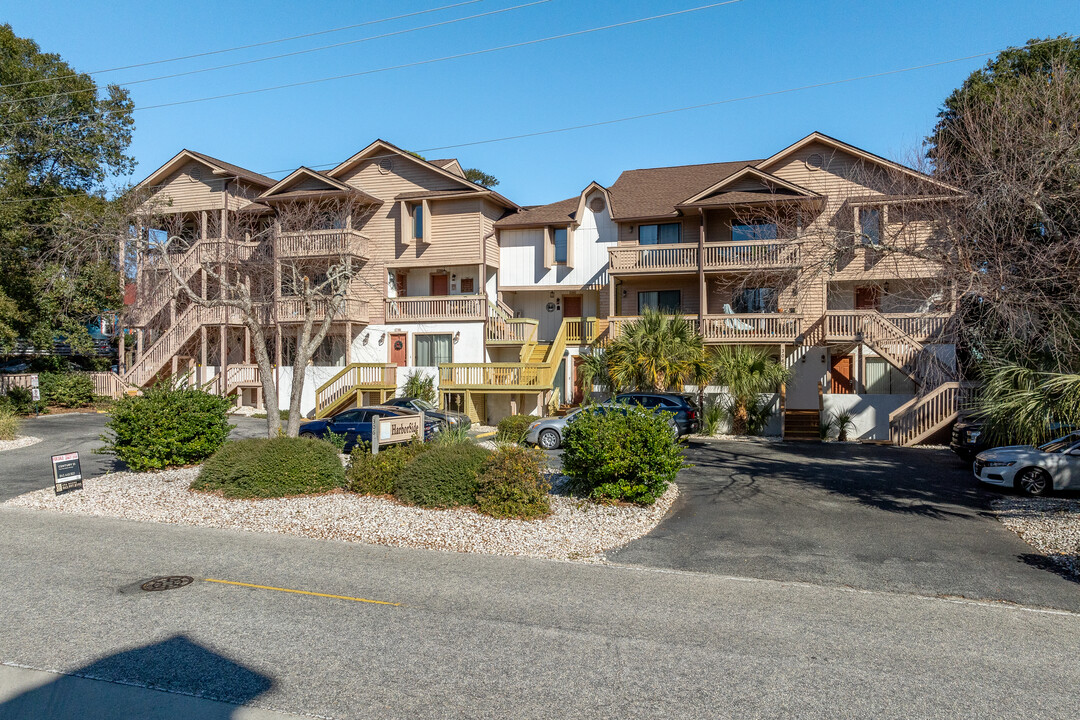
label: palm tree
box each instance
[577,348,614,401]
[975,361,1080,445]
[712,345,792,435]
[606,309,704,392]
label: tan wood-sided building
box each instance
[493,132,963,444]
[126,140,519,419]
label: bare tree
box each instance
[132,196,377,438]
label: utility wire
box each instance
[0,34,1072,205]
[0,0,485,91]
[0,0,553,107]
[0,0,745,130]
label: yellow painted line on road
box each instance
[204,578,401,606]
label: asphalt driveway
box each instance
[609,439,1080,611]
[0,412,268,502]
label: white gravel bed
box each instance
[3,468,678,562]
[696,434,782,443]
[992,496,1080,577]
[0,436,41,452]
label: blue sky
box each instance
[6,0,1079,204]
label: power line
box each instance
[0,0,485,91]
[0,0,553,108]
[0,0,746,131]
[0,35,1071,205]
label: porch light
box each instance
[453,331,461,344]
[378,333,385,346]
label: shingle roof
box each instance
[607,160,756,219]
[186,150,275,188]
[494,196,579,228]
[681,189,808,207]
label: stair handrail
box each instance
[889,381,960,446]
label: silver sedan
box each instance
[524,408,585,450]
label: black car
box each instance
[298,405,440,452]
[951,418,1077,465]
[381,397,471,431]
[613,392,701,437]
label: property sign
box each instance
[371,412,425,455]
[31,388,40,402]
[51,452,83,494]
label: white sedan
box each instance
[973,432,1080,496]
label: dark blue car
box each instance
[299,405,440,452]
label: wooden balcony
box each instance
[609,244,698,274]
[275,228,369,260]
[486,317,538,344]
[608,240,800,275]
[384,294,486,322]
[275,297,370,324]
[608,314,801,344]
[824,311,952,343]
[702,241,799,271]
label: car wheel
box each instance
[300,432,318,440]
[1016,467,1052,496]
[538,429,561,450]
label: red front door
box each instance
[830,355,854,394]
[563,295,582,318]
[389,333,407,366]
[431,274,448,296]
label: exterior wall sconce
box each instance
[378,333,385,345]
[453,331,461,344]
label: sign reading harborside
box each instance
[51,452,83,494]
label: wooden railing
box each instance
[276,298,369,323]
[226,364,260,391]
[565,317,601,345]
[608,244,698,273]
[701,241,800,270]
[0,373,37,392]
[439,363,548,389]
[889,382,960,446]
[124,304,232,388]
[825,311,951,343]
[275,228,369,259]
[701,314,802,342]
[384,295,486,322]
[487,317,538,344]
[86,371,133,399]
[314,364,397,417]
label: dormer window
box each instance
[859,207,882,246]
[553,227,568,264]
[413,204,424,241]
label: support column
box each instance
[219,324,227,397]
[345,322,352,365]
[697,208,707,323]
[118,333,125,375]
[200,326,208,386]
[244,327,251,364]
[608,280,616,320]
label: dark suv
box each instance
[613,393,701,437]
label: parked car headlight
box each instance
[979,460,1015,467]
[528,422,541,430]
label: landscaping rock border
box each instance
[0,436,41,452]
[992,496,1080,578]
[3,468,678,562]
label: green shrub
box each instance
[346,441,426,495]
[700,397,725,436]
[0,407,19,441]
[562,405,686,505]
[475,445,551,519]
[400,369,437,405]
[192,437,345,498]
[496,414,539,442]
[2,387,45,415]
[323,428,349,453]
[394,443,491,508]
[431,423,471,446]
[39,372,97,408]
[100,385,233,471]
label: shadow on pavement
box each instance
[0,635,273,719]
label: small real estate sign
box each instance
[51,452,83,494]
[371,412,425,455]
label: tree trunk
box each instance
[247,319,281,438]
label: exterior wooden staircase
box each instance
[784,409,821,441]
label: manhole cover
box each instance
[140,576,194,592]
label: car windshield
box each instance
[1038,433,1080,453]
[411,400,437,411]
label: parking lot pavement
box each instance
[609,438,1080,611]
[0,412,267,502]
